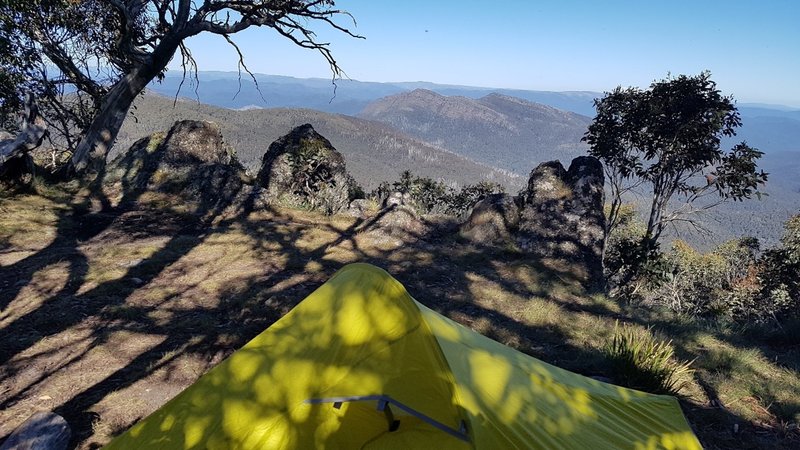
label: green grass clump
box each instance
[605,321,694,396]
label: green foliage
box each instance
[374,170,503,216]
[610,213,800,324]
[584,72,767,254]
[286,139,331,197]
[657,240,747,317]
[756,214,800,319]
[411,176,449,214]
[392,170,415,195]
[347,178,365,201]
[282,138,352,215]
[605,322,694,396]
[447,181,505,216]
[370,181,391,204]
[0,0,115,139]
[603,204,667,298]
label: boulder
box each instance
[459,193,520,245]
[106,120,254,214]
[0,411,70,450]
[156,120,241,167]
[361,204,428,242]
[257,124,354,215]
[459,156,605,290]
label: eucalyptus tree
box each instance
[0,0,360,176]
[583,72,768,256]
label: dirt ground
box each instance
[1,186,798,449]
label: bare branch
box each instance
[174,41,200,105]
[221,34,266,103]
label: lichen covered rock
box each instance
[460,156,606,291]
[257,124,355,215]
[518,156,606,291]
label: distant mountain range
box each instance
[137,72,799,247]
[148,71,800,154]
[148,72,601,117]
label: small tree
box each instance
[583,72,768,256]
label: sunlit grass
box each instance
[1,184,798,448]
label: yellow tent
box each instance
[106,263,702,449]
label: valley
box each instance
[138,73,800,247]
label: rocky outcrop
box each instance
[518,156,605,290]
[257,124,355,215]
[460,156,605,291]
[346,199,375,219]
[156,120,244,167]
[384,191,413,208]
[107,120,255,214]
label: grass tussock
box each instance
[605,321,695,396]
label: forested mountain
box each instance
[146,71,603,116]
[358,89,590,174]
[126,84,799,248]
[676,150,800,249]
[147,72,800,155]
[117,93,520,190]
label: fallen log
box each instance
[0,412,71,450]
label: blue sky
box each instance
[177,0,800,107]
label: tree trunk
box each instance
[68,68,151,175]
[68,37,181,176]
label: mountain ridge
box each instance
[358,88,591,174]
[117,93,521,191]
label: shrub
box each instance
[756,214,800,320]
[372,171,503,216]
[605,322,694,396]
[603,204,668,299]
[447,181,505,217]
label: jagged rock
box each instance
[106,120,254,214]
[460,193,520,245]
[257,124,354,215]
[459,156,605,290]
[517,156,606,291]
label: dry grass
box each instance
[0,184,798,449]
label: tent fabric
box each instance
[105,263,702,449]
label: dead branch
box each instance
[0,93,48,174]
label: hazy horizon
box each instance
[169,1,800,108]
[158,70,800,111]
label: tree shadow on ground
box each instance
[1,179,797,449]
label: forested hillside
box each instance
[358,89,590,174]
[120,90,799,247]
[117,93,520,190]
